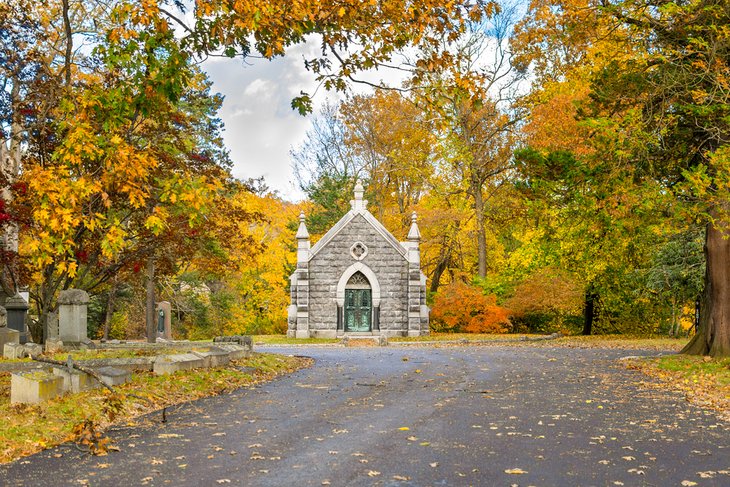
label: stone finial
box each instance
[351,180,368,211]
[407,212,421,241]
[354,180,364,200]
[295,212,309,240]
[0,306,6,328]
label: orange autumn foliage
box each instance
[430,281,511,333]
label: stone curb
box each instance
[254,334,561,348]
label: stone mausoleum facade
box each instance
[288,182,429,338]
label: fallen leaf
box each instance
[504,468,528,474]
[398,427,410,431]
[393,475,410,481]
[430,462,439,468]
[367,470,381,477]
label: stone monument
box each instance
[5,294,29,344]
[58,289,89,344]
[155,301,172,340]
[0,306,19,351]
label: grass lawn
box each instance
[550,334,689,351]
[628,354,730,421]
[0,352,312,464]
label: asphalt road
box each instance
[1,345,728,486]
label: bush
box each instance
[430,281,511,333]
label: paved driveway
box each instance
[1,346,728,486]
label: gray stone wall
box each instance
[309,214,409,335]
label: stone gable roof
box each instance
[309,208,408,260]
[309,181,408,260]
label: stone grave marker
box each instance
[0,306,19,351]
[5,294,29,344]
[11,370,63,404]
[155,301,172,340]
[58,289,89,343]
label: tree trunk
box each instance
[430,252,450,294]
[582,289,597,336]
[0,80,23,298]
[103,286,116,341]
[62,0,73,87]
[145,257,156,343]
[682,218,730,357]
[473,183,487,278]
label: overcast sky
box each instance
[203,43,330,203]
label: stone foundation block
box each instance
[4,342,26,359]
[192,348,230,368]
[153,353,205,375]
[94,366,132,387]
[0,327,19,352]
[52,367,97,394]
[214,344,250,360]
[24,343,43,358]
[11,371,63,404]
[44,339,64,354]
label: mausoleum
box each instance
[288,182,429,338]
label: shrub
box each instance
[430,281,511,333]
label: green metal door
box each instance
[345,289,372,332]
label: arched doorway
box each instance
[344,271,371,332]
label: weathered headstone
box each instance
[11,370,63,404]
[153,353,205,375]
[0,306,19,351]
[24,343,43,357]
[52,357,96,393]
[214,343,250,360]
[58,289,89,343]
[94,366,132,386]
[4,342,25,359]
[46,311,59,341]
[155,301,172,340]
[192,347,230,368]
[5,294,29,344]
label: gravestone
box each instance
[46,311,59,340]
[94,366,132,386]
[52,357,96,394]
[58,289,89,343]
[11,370,63,404]
[155,301,172,340]
[5,294,29,344]
[0,306,19,351]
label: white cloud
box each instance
[202,38,406,202]
[202,47,321,202]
